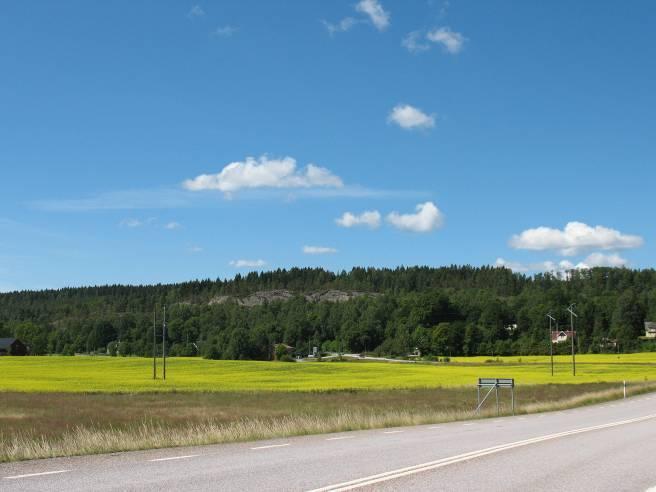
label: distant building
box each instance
[0,338,28,356]
[599,337,618,350]
[551,330,576,344]
[645,322,656,339]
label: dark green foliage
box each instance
[0,266,655,358]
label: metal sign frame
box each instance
[475,378,515,416]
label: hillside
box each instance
[1,266,655,359]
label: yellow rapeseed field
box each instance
[1,354,656,393]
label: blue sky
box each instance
[1,0,654,291]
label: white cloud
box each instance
[388,104,435,130]
[230,259,267,268]
[183,156,344,195]
[386,201,444,233]
[427,27,466,54]
[164,221,181,230]
[439,1,450,18]
[336,210,381,229]
[188,5,205,18]
[119,218,143,228]
[322,17,357,35]
[402,31,430,53]
[495,258,530,273]
[355,0,390,31]
[510,221,643,256]
[303,245,338,255]
[188,245,203,254]
[577,252,629,268]
[495,258,575,274]
[496,252,629,274]
[213,25,237,37]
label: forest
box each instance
[1,266,655,359]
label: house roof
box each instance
[551,330,576,341]
[0,338,17,350]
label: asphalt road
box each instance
[2,393,656,492]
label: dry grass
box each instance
[3,382,656,463]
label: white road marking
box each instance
[308,413,656,492]
[383,430,404,434]
[250,444,290,450]
[326,436,354,441]
[149,455,198,462]
[428,426,440,430]
[4,470,70,480]
[462,423,474,426]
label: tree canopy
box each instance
[1,266,655,358]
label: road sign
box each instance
[476,378,515,415]
[478,378,514,388]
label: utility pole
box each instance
[547,313,556,376]
[152,307,157,379]
[162,305,167,380]
[567,304,577,376]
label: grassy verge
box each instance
[3,382,656,463]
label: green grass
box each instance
[449,353,656,364]
[1,354,656,393]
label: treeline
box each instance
[1,266,655,358]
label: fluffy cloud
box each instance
[355,0,390,31]
[496,258,576,274]
[303,245,338,255]
[510,221,643,256]
[187,5,205,18]
[119,218,142,228]
[335,210,381,229]
[188,246,203,254]
[426,27,466,54]
[164,221,181,230]
[322,17,357,35]
[213,25,238,37]
[388,104,435,130]
[496,252,629,274]
[386,201,444,233]
[183,156,343,195]
[230,259,267,268]
[577,252,629,268]
[401,31,430,53]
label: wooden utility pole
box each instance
[568,304,577,376]
[547,313,555,376]
[162,305,167,380]
[152,307,157,379]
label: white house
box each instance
[551,330,575,344]
[645,322,656,339]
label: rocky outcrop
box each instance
[304,290,374,303]
[208,289,378,307]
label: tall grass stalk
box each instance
[3,382,655,463]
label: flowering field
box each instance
[1,354,655,393]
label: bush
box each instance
[203,345,222,360]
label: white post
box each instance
[623,380,626,399]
